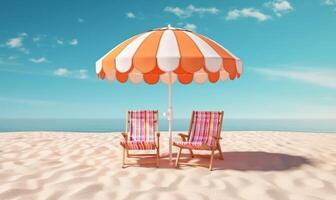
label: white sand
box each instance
[0,131,335,200]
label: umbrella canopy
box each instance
[96,25,243,163]
[96,25,243,84]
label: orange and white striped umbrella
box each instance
[96,25,243,84]
[96,25,243,163]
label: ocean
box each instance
[0,118,335,133]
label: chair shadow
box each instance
[187,151,312,171]
[123,153,179,169]
[129,151,312,171]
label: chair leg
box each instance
[175,148,182,168]
[209,149,215,171]
[189,149,194,158]
[122,148,126,168]
[217,142,224,160]
[156,148,160,168]
[126,149,129,157]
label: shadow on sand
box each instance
[212,151,311,171]
[127,151,312,171]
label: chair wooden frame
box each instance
[174,111,224,171]
[121,110,160,168]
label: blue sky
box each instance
[0,0,335,119]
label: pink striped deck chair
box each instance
[120,110,160,167]
[173,111,224,170]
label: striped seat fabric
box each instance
[174,111,222,150]
[173,141,213,150]
[120,141,156,150]
[120,110,158,150]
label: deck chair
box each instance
[120,110,160,168]
[173,111,224,171]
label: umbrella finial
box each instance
[167,24,172,29]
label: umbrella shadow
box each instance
[181,151,312,171]
[124,151,312,171]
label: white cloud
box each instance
[53,68,89,79]
[226,8,270,21]
[77,69,88,79]
[184,23,197,31]
[19,32,28,37]
[164,7,186,18]
[56,39,64,45]
[69,39,78,46]
[78,18,85,23]
[323,0,336,5]
[266,0,294,16]
[32,35,46,42]
[0,66,89,80]
[19,47,30,54]
[33,37,40,42]
[57,38,79,46]
[188,5,219,15]
[30,57,48,63]
[54,68,70,77]
[5,33,30,54]
[164,4,219,18]
[126,12,136,19]
[253,67,336,89]
[8,56,16,60]
[6,37,23,48]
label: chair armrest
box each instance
[121,132,128,140]
[212,135,222,140]
[178,133,189,141]
[211,135,222,147]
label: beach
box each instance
[0,131,335,200]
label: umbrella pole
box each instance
[168,72,173,163]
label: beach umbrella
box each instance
[96,25,243,163]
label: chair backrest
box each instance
[126,110,158,142]
[188,111,224,145]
